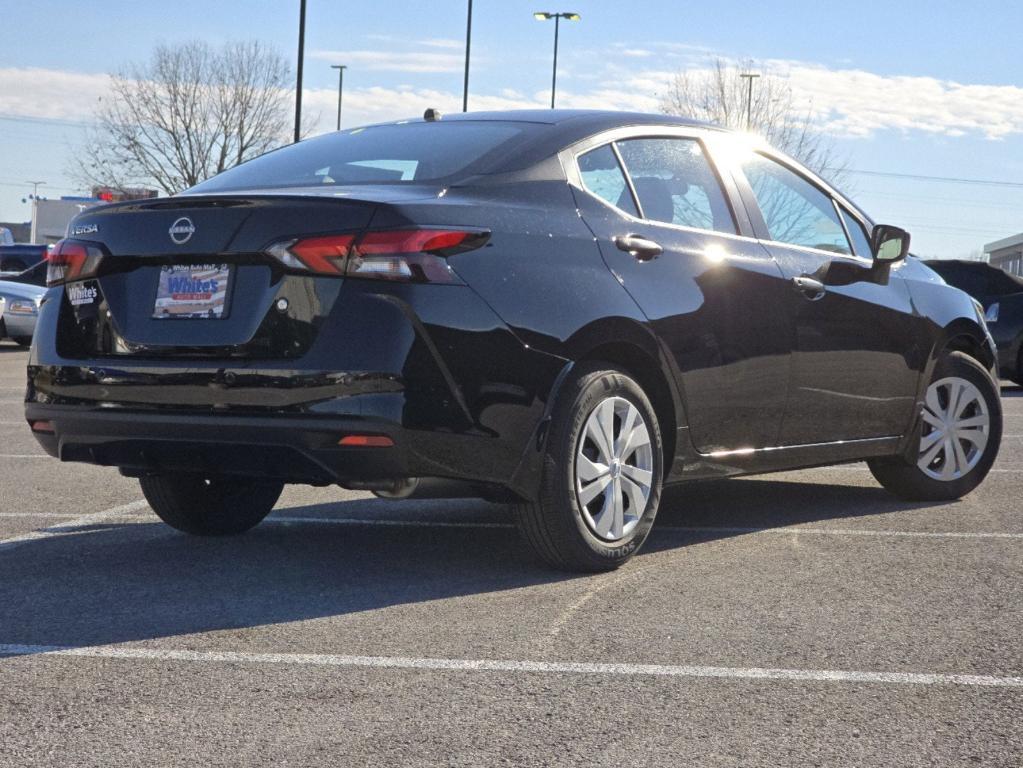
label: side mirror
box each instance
[871,224,910,265]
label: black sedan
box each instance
[26,110,1001,571]
[923,258,1023,385]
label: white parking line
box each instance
[665,525,1023,540]
[260,516,1023,541]
[7,508,1020,543]
[0,512,81,519]
[832,466,1023,474]
[0,500,149,551]
[0,644,1019,688]
[0,454,48,459]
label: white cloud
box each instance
[3,59,1023,142]
[309,48,464,73]
[420,38,464,50]
[774,61,1023,140]
[300,85,543,132]
[0,67,110,121]
[647,59,1023,140]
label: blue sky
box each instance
[2,0,1022,257]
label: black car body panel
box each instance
[923,259,1023,382]
[0,244,47,272]
[26,110,996,498]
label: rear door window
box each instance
[577,144,639,217]
[615,138,736,234]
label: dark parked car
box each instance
[0,244,47,274]
[26,110,1002,570]
[923,259,1023,385]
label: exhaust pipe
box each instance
[372,477,420,499]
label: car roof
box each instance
[351,109,721,175]
[437,109,712,129]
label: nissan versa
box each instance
[26,110,1002,571]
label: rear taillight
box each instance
[266,228,488,283]
[47,239,104,287]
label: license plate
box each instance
[153,264,231,319]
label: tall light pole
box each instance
[462,0,473,112]
[331,65,347,130]
[294,0,307,143]
[534,11,580,109]
[25,181,46,198]
[739,72,760,130]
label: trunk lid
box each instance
[57,189,437,360]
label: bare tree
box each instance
[74,41,292,195]
[659,58,845,184]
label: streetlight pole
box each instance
[25,181,46,198]
[462,0,473,112]
[739,72,760,131]
[534,12,580,109]
[331,65,347,130]
[294,0,307,143]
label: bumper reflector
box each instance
[338,435,394,448]
[29,420,55,434]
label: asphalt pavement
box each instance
[0,341,1020,766]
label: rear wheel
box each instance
[515,364,663,572]
[139,473,283,536]
[869,352,1001,501]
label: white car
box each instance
[0,275,46,347]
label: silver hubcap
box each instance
[918,376,990,481]
[575,396,654,542]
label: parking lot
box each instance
[0,342,1020,766]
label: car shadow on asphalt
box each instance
[1000,384,1022,398]
[0,476,950,653]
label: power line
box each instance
[0,113,94,129]
[838,168,1023,189]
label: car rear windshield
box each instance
[189,121,532,193]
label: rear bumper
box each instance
[26,403,412,485]
[25,280,569,497]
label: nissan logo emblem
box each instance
[169,217,196,245]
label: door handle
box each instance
[792,275,826,301]
[615,234,663,261]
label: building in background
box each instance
[30,198,102,244]
[985,233,1023,277]
[28,187,158,244]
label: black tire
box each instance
[13,337,31,347]
[139,473,283,536]
[868,351,1001,501]
[515,364,664,572]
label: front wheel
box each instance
[869,351,1001,501]
[139,473,283,536]
[515,364,664,572]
